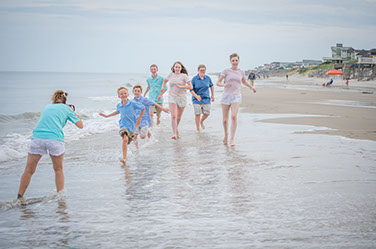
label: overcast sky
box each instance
[0,0,375,74]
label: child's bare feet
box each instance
[120,158,127,165]
[200,122,206,130]
[157,118,161,125]
[230,139,235,147]
[223,137,228,145]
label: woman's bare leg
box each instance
[17,153,42,197]
[50,153,65,192]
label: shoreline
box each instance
[241,77,376,141]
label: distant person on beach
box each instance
[217,53,256,147]
[326,79,333,86]
[286,74,289,80]
[160,61,193,139]
[190,64,214,132]
[132,85,169,147]
[247,70,256,86]
[144,64,167,127]
[99,87,145,164]
[17,90,83,202]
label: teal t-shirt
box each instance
[146,75,166,103]
[32,103,80,142]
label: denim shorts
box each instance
[28,139,65,156]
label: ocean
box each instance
[0,71,375,248]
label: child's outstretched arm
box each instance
[217,75,231,87]
[158,89,167,101]
[99,111,118,118]
[176,81,193,90]
[135,109,145,128]
[241,77,256,93]
[190,90,202,102]
[160,79,168,92]
[143,86,150,97]
[154,103,170,114]
[210,85,215,102]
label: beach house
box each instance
[323,43,356,63]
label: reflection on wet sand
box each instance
[20,206,35,220]
[56,200,71,247]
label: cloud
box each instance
[0,0,375,72]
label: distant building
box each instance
[355,49,376,65]
[299,59,322,66]
[323,43,356,63]
[270,62,280,69]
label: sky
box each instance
[0,0,375,74]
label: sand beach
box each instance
[0,72,375,248]
[242,76,376,141]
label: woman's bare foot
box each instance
[120,158,127,164]
[200,122,206,130]
[171,135,177,140]
[157,118,161,125]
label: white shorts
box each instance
[28,139,65,156]
[193,104,211,115]
[221,93,242,106]
[169,95,187,107]
[136,126,150,138]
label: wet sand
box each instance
[241,80,376,141]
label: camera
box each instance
[68,104,76,112]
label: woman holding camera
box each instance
[17,90,83,201]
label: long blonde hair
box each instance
[51,90,67,104]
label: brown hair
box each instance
[150,64,158,69]
[51,90,67,104]
[171,61,188,75]
[197,64,206,70]
[117,87,128,94]
[133,85,142,92]
[230,53,239,60]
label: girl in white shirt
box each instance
[161,61,193,139]
[217,53,256,147]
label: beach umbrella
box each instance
[326,69,344,75]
